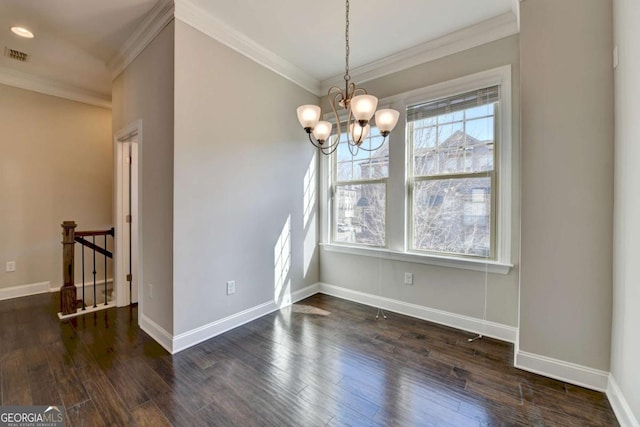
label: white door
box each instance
[115,126,139,307]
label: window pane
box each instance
[412,177,491,256]
[465,117,494,172]
[334,183,386,246]
[413,125,437,150]
[337,139,352,161]
[439,148,465,174]
[336,161,353,181]
[437,122,464,146]
[412,103,496,177]
[465,104,493,119]
[358,157,389,180]
[466,117,494,141]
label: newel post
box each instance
[61,221,77,315]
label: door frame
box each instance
[114,120,141,308]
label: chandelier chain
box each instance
[344,0,350,82]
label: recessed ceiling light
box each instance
[11,27,34,39]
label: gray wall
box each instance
[612,0,640,419]
[320,35,521,328]
[519,0,613,370]
[172,21,319,335]
[0,84,112,290]
[112,21,175,334]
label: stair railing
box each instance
[60,221,114,315]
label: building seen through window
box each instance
[334,128,387,247]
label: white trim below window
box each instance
[320,243,512,274]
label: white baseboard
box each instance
[291,282,321,303]
[171,283,320,354]
[608,374,640,427]
[140,314,174,354]
[0,281,50,301]
[58,302,115,320]
[172,300,277,354]
[317,282,518,343]
[515,350,609,391]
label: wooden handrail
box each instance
[74,236,112,258]
[75,228,115,237]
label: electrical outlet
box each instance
[6,261,16,272]
[148,283,153,299]
[404,272,413,285]
[227,280,236,295]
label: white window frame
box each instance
[328,119,390,248]
[319,65,513,274]
[407,85,498,259]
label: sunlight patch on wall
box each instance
[303,154,317,227]
[274,215,291,308]
[303,153,317,278]
[303,214,316,279]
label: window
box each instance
[332,127,388,247]
[322,66,512,273]
[408,86,499,258]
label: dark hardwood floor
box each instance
[0,292,618,426]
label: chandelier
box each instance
[296,0,400,156]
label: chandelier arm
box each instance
[346,82,357,103]
[323,133,341,151]
[330,91,344,138]
[327,85,344,98]
[307,133,326,150]
[308,131,340,154]
[331,90,345,111]
[352,87,368,96]
[321,139,340,156]
[350,135,389,152]
[348,141,359,157]
[345,106,360,147]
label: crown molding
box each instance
[107,0,175,80]
[0,65,111,108]
[174,0,321,96]
[320,12,519,94]
[512,0,521,30]
[156,1,518,98]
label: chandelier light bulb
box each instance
[375,109,400,134]
[296,105,321,129]
[350,123,370,144]
[312,121,333,142]
[350,95,378,122]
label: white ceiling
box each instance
[0,0,516,102]
[190,0,514,82]
[0,0,159,97]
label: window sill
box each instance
[320,243,512,274]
